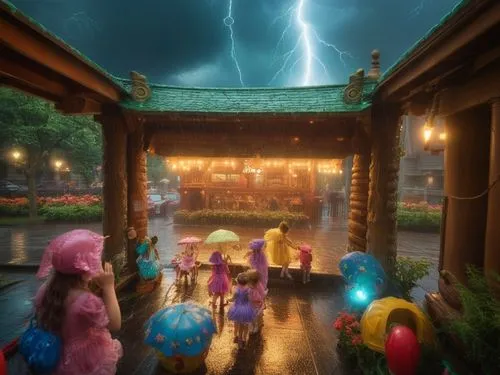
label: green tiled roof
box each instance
[118,79,377,114]
[380,0,470,82]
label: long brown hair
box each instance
[38,272,83,333]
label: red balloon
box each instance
[385,325,421,375]
[0,350,6,375]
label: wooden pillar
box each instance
[348,153,370,252]
[100,115,127,260]
[127,123,148,272]
[484,99,500,276]
[443,107,490,283]
[367,108,401,272]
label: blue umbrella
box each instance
[144,302,216,357]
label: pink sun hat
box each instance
[37,229,106,279]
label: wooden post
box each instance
[100,115,127,260]
[443,107,490,283]
[484,99,500,277]
[367,108,401,272]
[127,123,148,272]
[348,153,370,252]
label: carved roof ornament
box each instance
[343,68,365,104]
[367,50,381,80]
[130,71,151,102]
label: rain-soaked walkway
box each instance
[0,218,440,275]
[2,268,350,375]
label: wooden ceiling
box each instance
[144,114,368,158]
[0,2,124,113]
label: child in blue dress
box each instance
[136,236,161,280]
[227,273,256,349]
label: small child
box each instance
[299,244,313,284]
[136,236,161,281]
[227,273,256,349]
[246,269,266,334]
[207,250,231,309]
[244,239,269,291]
[179,243,198,281]
[171,253,182,281]
[34,229,123,375]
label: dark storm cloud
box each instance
[11,0,461,87]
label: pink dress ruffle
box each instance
[179,254,195,272]
[207,263,231,295]
[36,286,122,375]
[299,251,312,270]
[249,285,265,310]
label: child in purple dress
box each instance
[246,269,266,334]
[207,250,231,309]
[244,239,269,291]
[228,273,256,349]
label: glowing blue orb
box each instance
[223,16,234,26]
[355,289,367,301]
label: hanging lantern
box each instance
[423,93,446,155]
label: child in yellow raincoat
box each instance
[264,221,296,279]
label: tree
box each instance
[0,87,102,217]
[147,154,167,186]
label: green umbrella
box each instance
[204,229,239,245]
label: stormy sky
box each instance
[11,0,461,87]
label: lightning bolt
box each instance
[409,0,425,18]
[269,0,352,86]
[224,0,244,86]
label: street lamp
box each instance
[12,150,21,161]
[54,160,63,170]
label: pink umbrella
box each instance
[177,236,203,245]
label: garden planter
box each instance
[437,270,462,311]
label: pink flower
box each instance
[351,334,363,346]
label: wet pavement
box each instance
[0,218,441,276]
[1,268,350,375]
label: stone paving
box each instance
[0,218,440,276]
[1,268,351,375]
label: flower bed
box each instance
[0,195,102,222]
[173,209,310,227]
[333,311,443,375]
[397,202,442,232]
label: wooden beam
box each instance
[473,45,500,72]
[2,76,69,104]
[0,55,67,98]
[439,65,500,116]
[150,133,353,158]
[379,0,500,100]
[56,95,102,115]
[0,9,123,102]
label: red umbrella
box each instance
[0,349,6,375]
[177,237,202,245]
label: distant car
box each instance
[148,194,169,216]
[165,191,180,210]
[0,180,28,197]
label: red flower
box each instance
[351,334,363,346]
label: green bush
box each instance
[174,209,310,227]
[390,256,431,301]
[445,267,500,375]
[39,205,103,223]
[396,208,441,232]
[0,205,29,217]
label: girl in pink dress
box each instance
[299,244,313,284]
[245,269,266,334]
[179,243,198,281]
[35,229,123,375]
[207,250,231,310]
